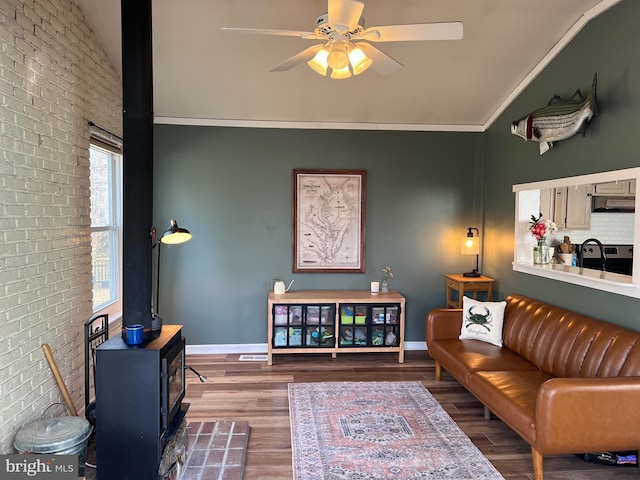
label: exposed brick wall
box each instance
[0,0,121,452]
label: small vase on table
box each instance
[381,266,394,294]
[529,215,556,266]
[533,240,550,264]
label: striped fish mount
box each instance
[511,73,598,155]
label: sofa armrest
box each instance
[535,376,640,454]
[425,309,463,346]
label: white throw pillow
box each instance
[459,296,506,347]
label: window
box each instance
[512,167,640,299]
[90,142,122,315]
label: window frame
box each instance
[512,167,640,298]
[89,140,123,319]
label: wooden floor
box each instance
[184,351,638,480]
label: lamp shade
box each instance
[307,48,329,75]
[161,218,192,245]
[330,65,352,79]
[327,41,349,70]
[460,236,479,255]
[461,226,481,277]
[348,46,373,75]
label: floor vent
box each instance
[239,354,268,362]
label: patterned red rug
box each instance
[288,381,504,479]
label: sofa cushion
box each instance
[459,297,507,347]
[468,370,555,444]
[428,338,538,387]
[502,294,640,378]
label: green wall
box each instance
[154,127,482,344]
[154,0,640,345]
[483,0,640,328]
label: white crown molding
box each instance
[154,116,484,133]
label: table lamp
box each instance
[461,227,481,277]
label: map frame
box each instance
[292,169,367,273]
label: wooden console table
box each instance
[445,274,495,309]
[267,290,405,365]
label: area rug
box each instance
[288,381,504,479]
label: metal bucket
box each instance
[14,414,92,477]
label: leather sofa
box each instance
[425,293,640,480]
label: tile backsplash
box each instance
[550,212,634,246]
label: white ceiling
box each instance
[76,0,620,131]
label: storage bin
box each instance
[355,315,367,324]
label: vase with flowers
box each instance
[381,266,394,293]
[529,214,557,264]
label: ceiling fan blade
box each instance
[270,44,323,72]
[328,0,364,32]
[356,43,403,76]
[221,27,320,40]
[361,22,463,42]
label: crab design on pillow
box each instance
[465,305,492,332]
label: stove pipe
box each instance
[121,0,154,335]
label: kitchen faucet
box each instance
[579,238,607,270]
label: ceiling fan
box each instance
[222,0,463,79]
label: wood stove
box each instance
[96,325,187,480]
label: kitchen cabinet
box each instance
[539,188,554,221]
[593,180,635,196]
[553,185,592,229]
[565,184,592,229]
[267,290,405,365]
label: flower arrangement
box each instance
[529,213,557,243]
[382,266,394,282]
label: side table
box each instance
[445,274,495,309]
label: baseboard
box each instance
[186,341,427,355]
[404,341,427,351]
[186,344,267,355]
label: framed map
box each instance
[293,169,366,273]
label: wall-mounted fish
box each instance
[511,73,598,154]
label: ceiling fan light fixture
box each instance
[307,48,329,75]
[223,1,464,78]
[348,45,372,75]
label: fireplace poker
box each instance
[186,365,207,383]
